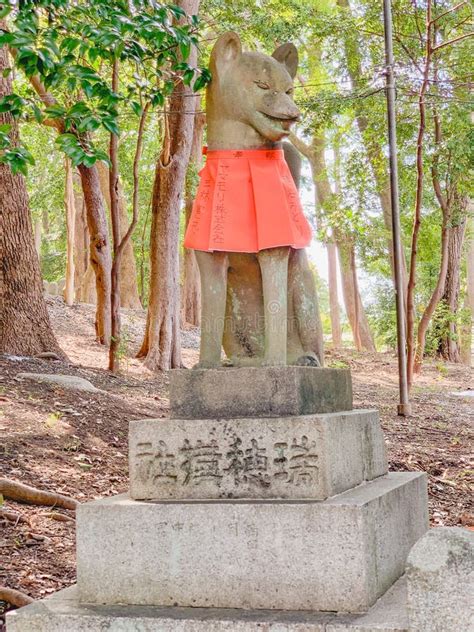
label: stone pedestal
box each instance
[129,410,388,500]
[7,577,410,632]
[7,366,430,631]
[170,366,352,419]
[76,473,427,613]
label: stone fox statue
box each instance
[184,31,324,368]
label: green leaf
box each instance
[193,68,211,92]
[66,77,77,93]
[130,101,143,117]
[182,68,194,87]
[32,104,43,123]
[1,146,35,175]
[93,149,112,167]
[150,91,164,107]
[169,5,186,19]
[0,5,13,19]
[82,81,93,99]
[192,74,206,92]
[102,117,120,136]
[81,154,97,168]
[61,37,81,53]
[56,133,79,146]
[179,40,191,61]
[44,104,66,119]
[68,102,90,117]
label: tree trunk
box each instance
[439,215,467,361]
[34,218,42,258]
[64,157,76,306]
[182,111,205,326]
[73,183,93,302]
[117,191,141,309]
[78,264,96,304]
[406,2,432,385]
[337,239,376,352]
[138,0,200,370]
[108,58,122,372]
[337,0,408,296]
[327,240,342,347]
[415,85,467,370]
[96,162,142,310]
[0,42,63,357]
[77,163,112,344]
[461,209,474,365]
[414,220,449,373]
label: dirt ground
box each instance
[1,296,473,623]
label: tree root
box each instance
[47,511,75,523]
[0,479,78,510]
[0,508,28,524]
[0,587,33,608]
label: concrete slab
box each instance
[7,577,408,631]
[76,473,428,613]
[129,410,388,500]
[169,366,352,419]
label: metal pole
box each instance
[382,0,411,416]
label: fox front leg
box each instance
[195,250,229,368]
[257,246,290,366]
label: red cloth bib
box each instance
[184,149,312,253]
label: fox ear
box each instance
[210,32,242,74]
[272,43,298,79]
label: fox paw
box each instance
[295,352,321,367]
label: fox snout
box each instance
[260,94,300,124]
[279,109,300,122]
[281,109,300,128]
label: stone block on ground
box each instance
[129,410,387,500]
[406,527,474,632]
[169,366,352,419]
[76,473,428,613]
[16,373,99,392]
[6,577,409,631]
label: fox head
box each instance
[206,32,300,149]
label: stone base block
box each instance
[7,577,409,632]
[129,410,387,500]
[169,366,352,419]
[76,473,428,613]
[406,527,474,632]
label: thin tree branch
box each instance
[445,14,473,37]
[410,0,424,42]
[430,1,468,25]
[116,102,150,261]
[431,107,447,213]
[430,57,447,214]
[393,32,423,73]
[289,131,313,161]
[432,31,474,52]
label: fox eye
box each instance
[254,80,270,90]
[286,87,294,95]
